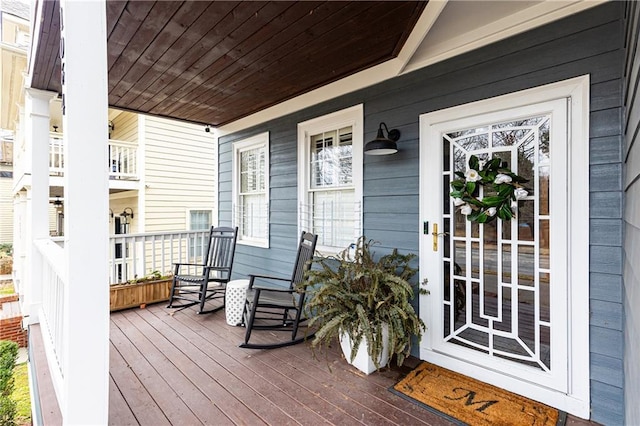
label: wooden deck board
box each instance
[108,304,454,425]
[123,309,281,426]
[109,339,172,425]
[173,310,404,426]
[148,308,342,425]
[113,313,238,425]
[108,376,139,426]
[110,320,204,425]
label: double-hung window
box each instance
[232,132,269,247]
[298,105,363,253]
[188,209,213,258]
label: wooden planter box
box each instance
[110,278,173,312]
[0,256,12,275]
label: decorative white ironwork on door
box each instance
[441,115,552,371]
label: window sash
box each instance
[310,127,353,189]
[310,188,356,249]
[240,146,266,193]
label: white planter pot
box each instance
[339,324,390,375]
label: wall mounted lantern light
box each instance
[364,122,400,156]
[120,207,134,224]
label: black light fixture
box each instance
[53,197,63,208]
[364,122,400,155]
[120,207,134,224]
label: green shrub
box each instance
[0,340,18,426]
[0,244,11,256]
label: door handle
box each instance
[432,223,438,251]
[431,223,449,252]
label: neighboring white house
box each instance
[10,102,217,286]
[0,140,14,244]
[0,0,29,244]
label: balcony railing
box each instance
[108,140,138,180]
[48,135,138,180]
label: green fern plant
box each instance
[301,237,426,370]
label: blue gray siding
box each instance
[623,1,640,425]
[219,3,625,423]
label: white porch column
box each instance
[60,0,109,424]
[23,88,56,323]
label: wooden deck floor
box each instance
[29,303,601,425]
[108,304,452,426]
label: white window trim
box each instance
[297,104,363,254]
[232,132,270,248]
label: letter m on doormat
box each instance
[444,387,499,413]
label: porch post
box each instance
[23,88,56,323]
[59,0,110,424]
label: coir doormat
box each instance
[391,362,564,426]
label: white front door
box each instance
[419,77,591,417]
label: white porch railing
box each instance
[34,238,66,404]
[48,135,138,180]
[34,230,211,412]
[52,230,212,283]
[109,230,211,283]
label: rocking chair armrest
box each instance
[251,285,296,293]
[247,274,291,289]
[173,262,206,268]
[203,266,231,272]
[173,262,206,273]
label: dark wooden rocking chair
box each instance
[167,226,238,314]
[240,231,318,349]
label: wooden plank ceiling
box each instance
[31,1,427,127]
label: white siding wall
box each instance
[0,165,12,244]
[110,111,138,142]
[142,116,216,232]
[48,204,59,236]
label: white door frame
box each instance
[418,75,590,418]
